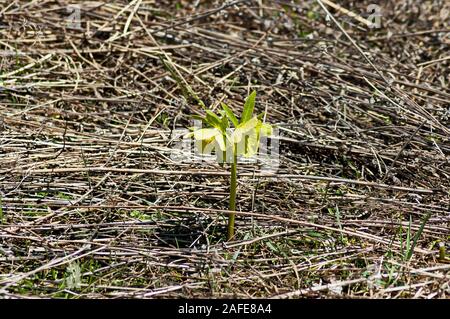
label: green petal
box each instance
[205,110,226,132]
[232,116,258,143]
[221,102,239,127]
[193,128,221,141]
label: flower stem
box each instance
[227,145,237,241]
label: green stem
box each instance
[227,145,237,241]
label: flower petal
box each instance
[260,122,273,136]
[243,130,260,157]
[193,128,221,141]
[232,116,259,143]
[214,133,226,151]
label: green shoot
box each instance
[405,212,432,261]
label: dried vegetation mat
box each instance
[0,0,449,298]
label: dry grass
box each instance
[0,0,449,298]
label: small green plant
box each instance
[188,91,273,240]
[404,212,432,261]
[130,210,152,220]
[0,196,3,224]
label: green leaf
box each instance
[221,102,239,127]
[257,112,265,121]
[242,129,259,157]
[220,114,229,130]
[265,241,278,252]
[232,116,258,144]
[205,110,224,132]
[241,90,256,123]
[214,133,226,151]
[189,114,205,122]
[205,110,221,122]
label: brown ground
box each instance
[0,0,449,298]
